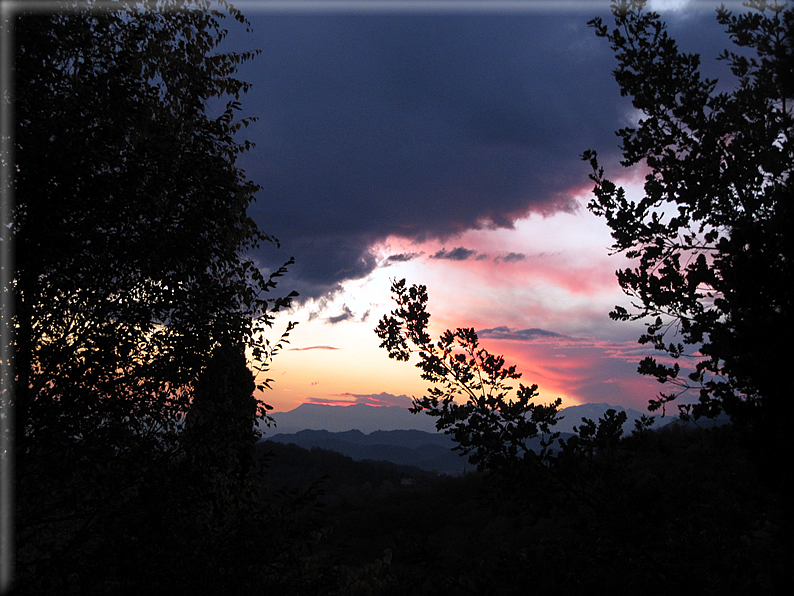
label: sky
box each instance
[215,0,746,415]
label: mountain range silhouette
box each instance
[260,402,716,475]
[264,401,676,436]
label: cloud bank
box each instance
[237,11,639,299]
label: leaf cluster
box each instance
[375,279,561,472]
[7,0,297,451]
[558,408,629,459]
[5,1,299,591]
[583,0,793,429]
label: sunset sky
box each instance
[222,0,744,415]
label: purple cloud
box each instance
[478,326,567,342]
[431,247,479,261]
[233,9,730,301]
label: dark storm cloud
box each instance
[327,304,356,324]
[431,246,479,261]
[497,252,526,263]
[478,326,566,341]
[385,252,424,263]
[232,9,731,300]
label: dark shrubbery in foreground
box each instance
[254,423,786,595]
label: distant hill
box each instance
[553,403,731,433]
[553,403,669,434]
[263,403,729,476]
[263,401,681,437]
[266,429,467,476]
[266,428,583,476]
[256,440,444,505]
[264,403,439,435]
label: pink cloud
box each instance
[303,397,358,407]
[289,345,341,351]
[463,332,666,412]
[334,392,414,408]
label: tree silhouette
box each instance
[5,1,295,592]
[582,0,793,444]
[375,279,561,473]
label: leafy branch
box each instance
[375,279,561,472]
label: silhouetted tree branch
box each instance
[583,1,793,442]
[376,279,561,473]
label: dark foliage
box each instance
[254,424,787,595]
[5,1,296,593]
[370,269,785,591]
[266,428,466,475]
[582,1,793,452]
[4,1,789,592]
[257,440,444,506]
[375,278,561,473]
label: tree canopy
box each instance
[3,1,296,591]
[375,279,562,473]
[583,0,793,440]
[9,0,295,452]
